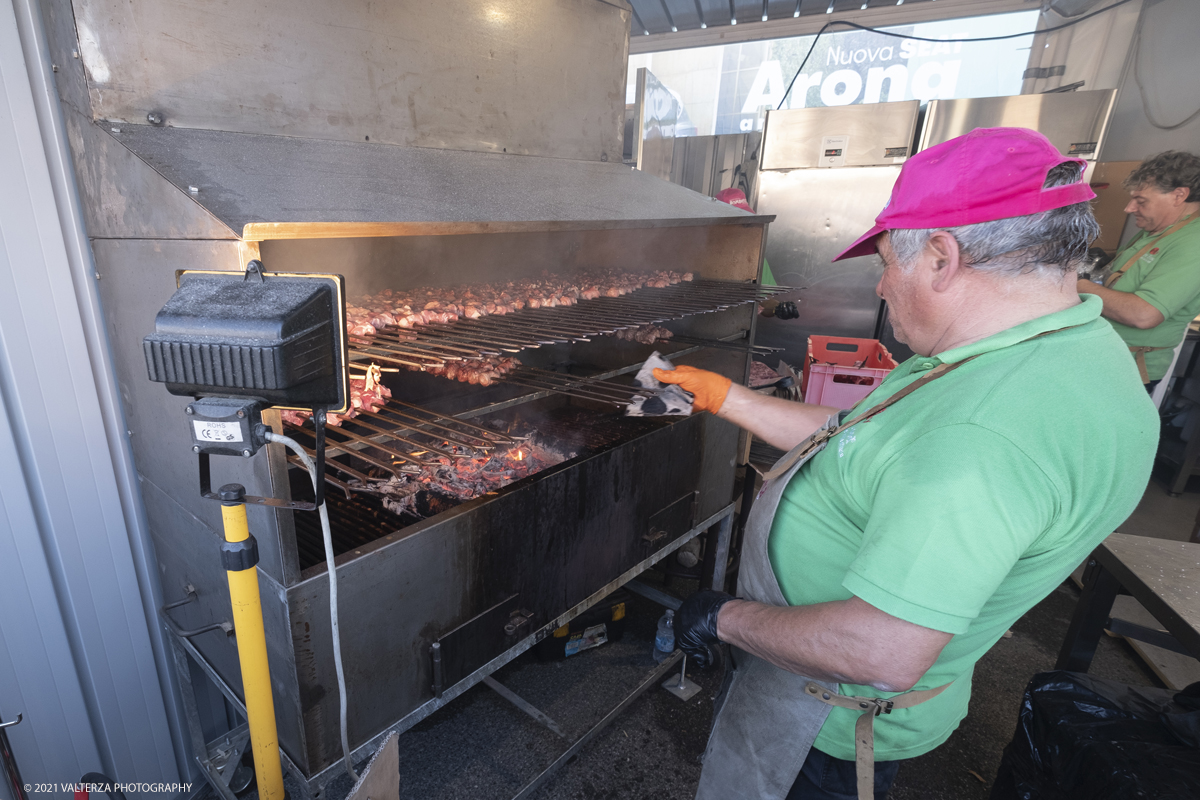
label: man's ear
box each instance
[1175,186,1191,206]
[925,231,965,293]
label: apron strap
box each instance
[760,360,974,480]
[1129,345,1172,384]
[805,681,952,800]
[761,323,1086,482]
[1103,214,1197,288]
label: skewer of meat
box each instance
[279,365,394,427]
[348,269,694,337]
[613,324,674,345]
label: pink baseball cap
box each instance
[715,187,754,212]
[833,127,1095,262]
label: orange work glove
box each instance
[652,366,732,414]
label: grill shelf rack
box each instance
[280,365,652,489]
[281,279,790,490]
[346,279,793,367]
[281,398,529,489]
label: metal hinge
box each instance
[504,609,534,636]
[643,528,668,546]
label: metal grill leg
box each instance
[482,676,567,739]
[705,514,734,593]
[508,652,683,800]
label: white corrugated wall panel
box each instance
[0,0,181,793]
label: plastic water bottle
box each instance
[652,609,675,663]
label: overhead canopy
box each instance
[630,0,942,36]
[108,123,771,241]
[627,0,1035,52]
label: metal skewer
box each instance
[517,366,662,396]
[332,414,476,460]
[345,344,444,369]
[459,312,594,341]
[355,408,502,449]
[352,332,481,362]
[383,398,524,442]
[362,329,495,357]
[498,376,637,406]
[389,327,510,355]
[319,426,440,467]
[289,453,375,485]
[285,423,430,471]
[415,320,535,350]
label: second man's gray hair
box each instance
[888,162,1100,279]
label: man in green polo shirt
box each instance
[1077,151,1200,391]
[652,128,1158,800]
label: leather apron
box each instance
[695,361,976,800]
[694,416,842,800]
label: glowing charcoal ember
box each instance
[353,439,568,517]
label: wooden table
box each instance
[1056,533,1200,672]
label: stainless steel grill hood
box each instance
[104,122,767,238]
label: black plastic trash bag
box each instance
[991,670,1200,800]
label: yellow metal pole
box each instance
[219,484,285,800]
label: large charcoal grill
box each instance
[48,1,777,790]
[88,118,775,795]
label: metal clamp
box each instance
[859,698,894,717]
[163,584,197,611]
[431,642,443,699]
[0,714,21,730]
[199,453,316,510]
[504,609,533,636]
[220,536,260,572]
[161,609,234,640]
[643,528,668,546]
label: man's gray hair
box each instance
[888,162,1100,278]
[1124,150,1200,201]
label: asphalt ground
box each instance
[218,563,1161,800]
[318,570,1159,800]
[190,426,1194,800]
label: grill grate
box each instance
[289,405,669,570]
[291,481,402,566]
[282,398,523,474]
[498,366,651,407]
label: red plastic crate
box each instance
[802,336,897,409]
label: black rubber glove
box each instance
[676,589,736,669]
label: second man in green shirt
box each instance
[1078,150,1200,390]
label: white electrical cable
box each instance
[265,431,360,783]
